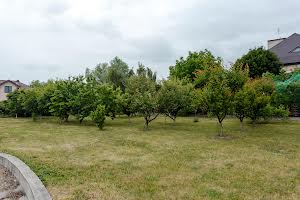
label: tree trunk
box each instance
[194,111,198,122]
[15,113,18,119]
[240,121,243,133]
[219,122,224,137]
[252,119,256,127]
[144,117,149,130]
[128,115,131,123]
[64,115,69,122]
[239,118,244,133]
[144,121,149,130]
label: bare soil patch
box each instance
[0,165,24,200]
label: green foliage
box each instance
[287,81,300,109]
[226,66,249,93]
[262,104,289,120]
[116,91,134,118]
[244,78,275,124]
[35,81,57,116]
[107,57,130,91]
[271,71,300,115]
[169,50,222,82]
[1,53,293,132]
[191,88,207,114]
[227,64,251,130]
[49,76,118,122]
[271,105,290,118]
[203,68,233,136]
[85,57,130,91]
[22,89,39,120]
[126,76,159,129]
[238,79,288,122]
[91,105,106,130]
[0,101,9,116]
[85,62,109,83]
[49,78,77,122]
[234,47,282,78]
[6,90,27,117]
[233,88,251,124]
[136,62,157,81]
[95,84,118,119]
[158,79,193,122]
[70,77,97,123]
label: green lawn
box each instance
[0,117,299,200]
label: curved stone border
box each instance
[0,153,52,200]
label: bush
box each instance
[0,101,9,116]
[271,105,289,119]
[91,105,106,130]
[262,104,289,120]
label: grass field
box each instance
[0,116,299,200]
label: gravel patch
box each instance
[0,165,24,200]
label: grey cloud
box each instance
[127,37,176,63]
[75,19,122,39]
[23,64,61,71]
[0,0,300,82]
[46,2,69,15]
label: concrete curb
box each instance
[0,153,52,200]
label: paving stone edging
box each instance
[0,153,52,200]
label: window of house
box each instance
[4,86,12,93]
[291,47,300,53]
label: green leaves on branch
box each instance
[203,68,233,136]
[169,50,222,83]
[234,47,282,78]
[126,75,158,129]
[91,105,106,130]
[158,79,193,122]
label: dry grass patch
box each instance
[0,117,299,200]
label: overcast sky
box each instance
[1,0,300,83]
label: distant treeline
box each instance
[1,48,299,136]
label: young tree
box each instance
[234,47,282,78]
[203,68,233,137]
[49,78,77,122]
[233,89,251,131]
[95,84,118,119]
[116,91,134,120]
[6,90,26,118]
[191,88,207,122]
[244,77,275,126]
[22,89,39,121]
[91,105,106,130]
[158,79,193,122]
[36,81,57,116]
[126,76,159,129]
[70,77,97,123]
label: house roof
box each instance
[269,33,300,65]
[0,80,29,88]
